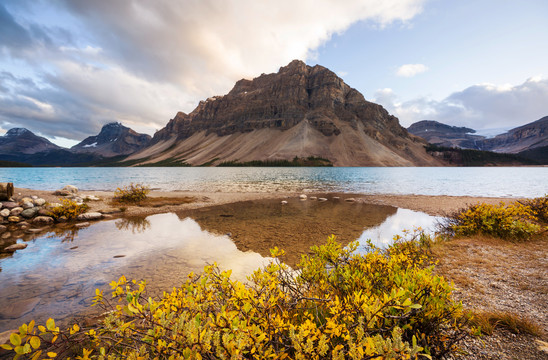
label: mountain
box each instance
[72,122,151,157]
[126,60,441,167]
[479,116,548,153]
[0,128,61,155]
[407,120,485,149]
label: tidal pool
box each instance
[0,199,438,332]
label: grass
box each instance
[468,310,543,336]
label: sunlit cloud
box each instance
[395,63,428,77]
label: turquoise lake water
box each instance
[0,167,546,197]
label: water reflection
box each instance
[0,213,269,332]
[356,208,440,251]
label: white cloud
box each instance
[0,0,429,141]
[395,63,428,77]
[374,77,548,129]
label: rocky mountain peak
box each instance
[5,128,31,137]
[0,127,60,155]
[72,122,151,157]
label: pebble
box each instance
[0,225,6,233]
[1,202,18,210]
[10,207,23,216]
[20,208,39,219]
[299,194,307,200]
[75,222,90,228]
[33,198,46,206]
[0,209,10,217]
[33,216,54,224]
[8,216,20,223]
[281,200,288,205]
[4,243,28,252]
[309,196,317,200]
[318,198,328,202]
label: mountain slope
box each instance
[72,122,151,157]
[0,128,61,154]
[407,120,485,149]
[480,116,548,153]
[128,60,441,167]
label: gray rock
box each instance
[21,208,39,219]
[77,212,103,221]
[0,209,10,217]
[8,216,20,223]
[21,201,34,209]
[33,198,46,206]
[4,243,27,252]
[1,202,18,210]
[0,298,40,319]
[75,222,90,228]
[10,207,23,216]
[33,216,54,224]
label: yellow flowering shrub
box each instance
[2,235,467,359]
[519,194,548,224]
[113,183,150,203]
[444,202,542,240]
[48,199,89,220]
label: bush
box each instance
[442,202,542,240]
[3,236,467,359]
[48,199,89,220]
[519,195,548,224]
[113,183,150,203]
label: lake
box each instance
[0,166,546,197]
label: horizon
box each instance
[1,1,547,147]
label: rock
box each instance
[0,329,16,346]
[0,225,6,233]
[0,209,10,217]
[1,202,18,209]
[345,198,356,202]
[63,185,79,194]
[8,216,20,223]
[25,228,43,234]
[82,195,100,201]
[77,212,103,221]
[309,196,317,200]
[10,207,23,216]
[72,122,151,157]
[1,232,11,239]
[99,208,123,214]
[31,195,38,200]
[17,221,29,227]
[21,201,34,209]
[53,190,71,196]
[299,194,307,200]
[37,208,51,216]
[0,298,41,319]
[281,200,288,205]
[21,208,39,219]
[4,243,27,252]
[75,222,90,228]
[57,216,68,223]
[102,214,113,219]
[33,216,54,224]
[33,198,46,206]
[318,198,328,202]
[332,196,340,200]
[20,197,33,204]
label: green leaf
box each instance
[10,333,21,346]
[409,304,422,309]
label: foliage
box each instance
[113,183,150,203]
[424,144,538,166]
[441,202,543,240]
[519,195,548,224]
[48,199,89,220]
[4,235,468,359]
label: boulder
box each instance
[33,198,46,206]
[4,243,27,252]
[63,185,79,194]
[21,208,39,219]
[77,212,103,221]
[0,209,10,217]
[1,202,18,210]
[10,207,23,216]
[21,201,34,210]
[33,216,54,224]
[8,216,20,223]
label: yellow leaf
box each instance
[30,336,41,349]
[10,333,21,346]
[47,351,58,358]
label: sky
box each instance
[0,0,547,147]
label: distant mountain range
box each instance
[408,117,548,163]
[0,123,150,166]
[1,60,546,167]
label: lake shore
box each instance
[14,186,520,218]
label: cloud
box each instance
[395,63,428,77]
[374,77,548,129]
[0,0,427,143]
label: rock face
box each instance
[407,120,485,149]
[72,122,151,157]
[479,116,548,154]
[128,60,441,167]
[0,128,61,155]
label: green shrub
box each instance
[48,199,89,220]
[113,183,150,203]
[3,235,467,359]
[442,202,542,240]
